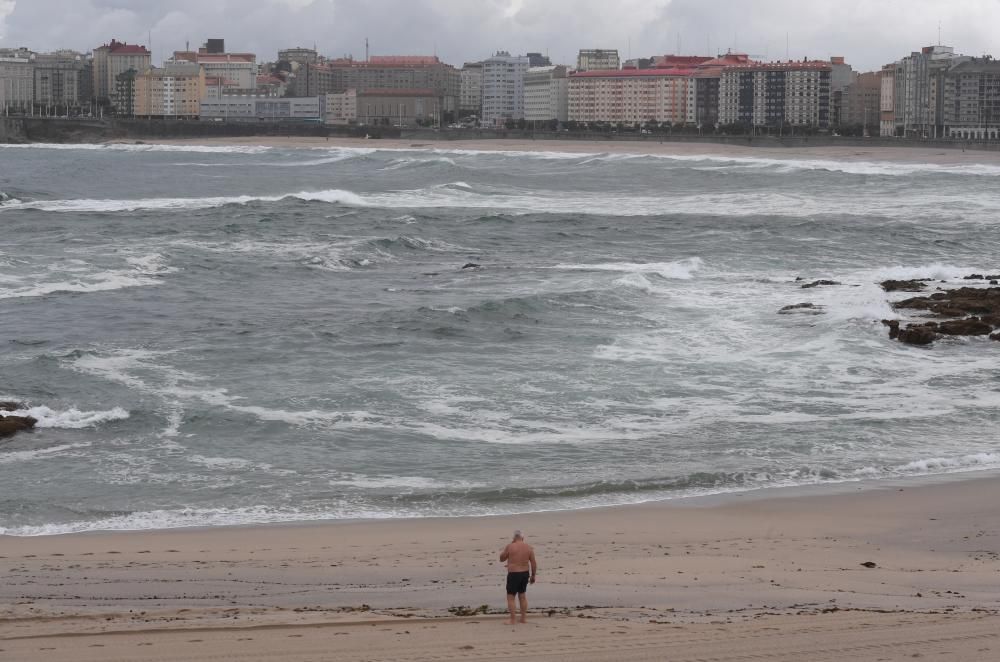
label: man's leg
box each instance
[506,594,517,625]
[518,593,528,623]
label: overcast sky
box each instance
[2,0,999,71]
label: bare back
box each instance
[501,540,535,573]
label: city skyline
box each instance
[2,0,1000,72]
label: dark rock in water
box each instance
[801,279,841,289]
[991,280,999,285]
[0,415,37,438]
[0,401,25,412]
[992,332,1000,341]
[964,274,985,280]
[881,319,900,339]
[880,279,927,293]
[779,302,824,315]
[987,274,1000,280]
[461,263,481,270]
[884,287,1000,346]
[860,561,878,569]
[936,319,994,336]
[795,276,804,282]
[898,327,937,345]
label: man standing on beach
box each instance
[500,530,537,625]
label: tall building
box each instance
[0,48,35,113]
[459,62,483,117]
[527,53,551,67]
[689,53,753,127]
[839,71,881,131]
[941,58,1000,140]
[891,45,968,137]
[278,47,319,66]
[33,51,90,109]
[134,62,205,118]
[880,63,896,136]
[576,49,620,72]
[718,60,833,129]
[481,51,530,127]
[568,66,695,125]
[171,47,257,91]
[524,65,568,123]
[92,40,150,105]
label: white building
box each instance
[201,95,323,121]
[459,62,483,116]
[0,49,35,113]
[326,89,357,124]
[891,45,968,138]
[171,50,257,91]
[576,49,620,72]
[524,65,568,123]
[481,51,529,127]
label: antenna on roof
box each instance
[937,21,942,45]
[365,37,369,63]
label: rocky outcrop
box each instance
[0,415,37,438]
[800,279,841,289]
[778,302,824,315]
[883,284,1000,345]
[0,401,25,412]
[880,279,929,293]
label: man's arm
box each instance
[499,544,509,562]
[529,549,537,582]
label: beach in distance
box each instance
[2,476,999,661]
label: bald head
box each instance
[513,530,523,541]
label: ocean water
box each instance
[1,142,999,535]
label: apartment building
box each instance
[839,70,881,130]
[279,47,319,66]
[134,62,205,119]
[92,40,150,105]
[718,60,832,128]
[576,49,620,72]
[33,51,90,109]
[481,52,529,127]
[941,58,1000,139]
[171,49,257,91]
[880,64,896,136]
[568,67,694,125]
[325,89,357,124]
[459,62,483,116]
[891,45,968,137]
[0,48,35,112]
[295,56,460,114]
[524,65,568,123]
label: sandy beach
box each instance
[2,475,998,660]
[147,134,1000,165]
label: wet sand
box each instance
[2,476,998,660]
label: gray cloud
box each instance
[2,0,999,71]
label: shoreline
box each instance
[2,472,998,659]
[107,134,1000,165]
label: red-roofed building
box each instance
[92,39,151,106]
[567,53,760,126]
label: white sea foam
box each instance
[0,443,92,466]
[0,270,161,299]
[126,253,178,275]
[5,183,997,220]
[9,405,131,428]
[554,257,704,280]
[0,142,271,154]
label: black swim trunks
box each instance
[506,571,530,595]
